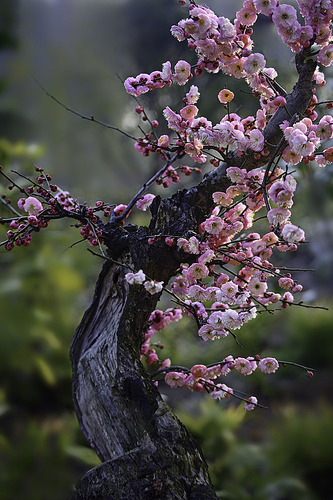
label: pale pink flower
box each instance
[23,196,43,216]
[244,396,257,411]
[144,280,164,294]
[172,60,191,85]
[161,61,173,81]
[258,357,279,373]
[125,270,146,285]
[190,364,207,378]
[248,276,268,296]
[198,324,218,341]
[318,44,333,67]
[180,105,199,121]
[212,191,232,206]
[226,166,247,184]
[218,282,238,301]
[203,216,224,234]
[278,277,294,290]
[267,208,291,225]
[248,129,265,151]
[204,365,222,379]
[234,357,256,375]
[236,6,258,26]
[253,0,277,16]
[188,285,208,302]
[243,53,266,75]
[165,372,186,388]
[187,263,209,280]
[218,89,234,104]
[136,194,155,211]
[158,135,169,148]
[210,383,233,399]
[282,224,305,243]
[186,85,200,104]
[171,276,189,298]
[272,4,298,29]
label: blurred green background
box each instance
[0,0,333,499]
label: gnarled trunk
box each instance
[69,49,316,498]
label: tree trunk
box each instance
[69,49,316,499]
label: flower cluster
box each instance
[164,356,279,411]
[0,167,112,250]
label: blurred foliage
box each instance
[177,399,333,499]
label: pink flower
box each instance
[172,60,191,85]
[234,357,256,375]
[186,85,200,104]
[23,196,43,216]
[243,53,266,75]
[125,270,146,285]
[244,396,257,411]
[144,280,164,294]
[267,208,291,225]
[136,194,155,211]
[253,0,277,16]
[180,105,198,121]
[203,216,224,234]
[272,4,298,29]
[158,135,170,148]
[318,44,333,67]
[258,357,279,373]
[248,276,268,296]
[282,224,305,243]
[187,263,209,280]
[190,364,207,378]
[248,129,265,151]
[210,383,233,399]
[218,89,234,104]
[165,372,186,388]
[171,276,189,298]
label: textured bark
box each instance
[70,49,316,499]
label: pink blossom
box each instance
[282,224,305,243]
[212,191,232,206]
[186,85,200,104]
[218,89,234,104]
[226,166,247,184]
[187,263,209,280]
[172,60,191,85]
[158,135,169,148]
[258,357,279,373]
[23,196,43,216]
[243,53,266,75]
[136,194,155,211]
[248,276,268,296]
[234,357,256,375]
[236,6,257,26]
[248,129,265,151]
[165,372,186,388]
[244,396,257,411]
[267,208,291,225]
[272,4,298,29]
[203,216,224,234]
[171,276,189,298]
[253,0,277,16]
[318,44,333,67]
[204,365,222,379]
[144,280,164,294]
[210,383,233,399]
[190,364,207,378]
[180,105,199,121]
[125,270,146,285]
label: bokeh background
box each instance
[0,1,333,499]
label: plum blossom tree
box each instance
[1,0,332,498]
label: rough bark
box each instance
[70,49,316,499]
